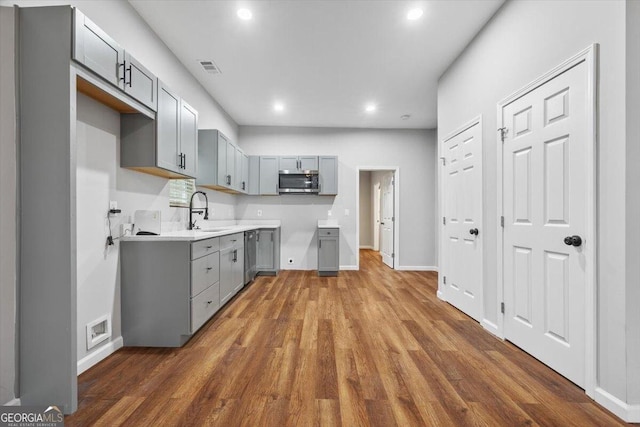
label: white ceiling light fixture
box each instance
[274,102,285,112]
[365,103,377,113]
[237,8,252,20]
[407,8,424,20]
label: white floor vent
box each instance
[86,314,112,350]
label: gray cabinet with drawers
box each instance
[120,237,221,347]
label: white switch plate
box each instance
[344,209,350,216]
[328,210,332,217]
[257,209,263,217]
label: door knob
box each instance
[469,228,479,236]
[564,235,582,247]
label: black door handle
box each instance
[564,235,582,247]
[469,228,479,236]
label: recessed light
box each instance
[274,102,285,112]
[365,104,377,113]
[237,8,252,20]
[407,8,423,20]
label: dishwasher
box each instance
[244,230,257,284]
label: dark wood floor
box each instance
[67,249,628,426]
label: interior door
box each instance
[373,183,381,251]
[442,121,483,321]
[502,61,588,387]
[380,173,394,268]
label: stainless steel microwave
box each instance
[278,172,319,194]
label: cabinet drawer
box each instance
[192,237,219,260]
[191,252,220,297]
[318,228,339,237]
[191,282,220,333]
[220,233,243,250]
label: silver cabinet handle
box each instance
[206,245,213,249]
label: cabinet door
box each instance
[225,140,236,189]
[260,156,279,195]
[257,230,274,270]
[232,244,245,293]
[73,9,124,89]
[319,156,338,195]
[156,81,181,174]
[299,156,318,171]
[124,52,157,111]
[279,156,298,171]
[241,153,249,193]
[248,156,260,195]
[217,132,229,186]
[180,99,198,178]
[318,237,339,271]
[234,147,243,192]
[219,247,235,305]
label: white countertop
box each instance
[121,223,280,242]
[318,220,340,229]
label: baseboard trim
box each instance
[359,245,374,250]
[396,266,438,271]
[481,319,501,339]
[77,337,123,375]
[3,398,20,406]
[594,387,640,423]
[340,265,358,271]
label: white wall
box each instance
[358,171,373,248]
[438,0,636,410]
[0,6,17,404]
[237,126,437,270]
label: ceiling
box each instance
[128,0,504,129]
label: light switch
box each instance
[328,210,332,217]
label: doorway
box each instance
[357,168,398,270]
[497,45,597,392]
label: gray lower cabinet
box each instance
[220,233,245,305]
[318,228,339,276]
[121,238,220,347]
[257,228,281,275]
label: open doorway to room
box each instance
[357,168,398,270]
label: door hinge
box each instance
[500,302,505,314]
[392,216,395,222]
[443,276,447,284]
[440,157,446,166]
[391,253,395,259]
[500,216,504,228]
[498,127,508,142]
[443,217,446,225]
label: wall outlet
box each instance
[328,210,332,217]
[288,258,294,264]
[109,201,118,211]
[257,209,263,217]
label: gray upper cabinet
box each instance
[241,152,250,193]
[319,156,338,195]
[248,156,260,195]
[123,52,157,111]
[259,156,279,195]
[73,8,157,111]
[73,9,124,88]
[121,80,198,179]
[180,99,198,177]
[197,130,247,194]
[278,156,318,172]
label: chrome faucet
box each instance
[189,191,209,230]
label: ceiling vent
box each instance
[198,59,222,75]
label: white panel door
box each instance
[442,121,483,321]
[502,61,587,387]
[380,173,394,268]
